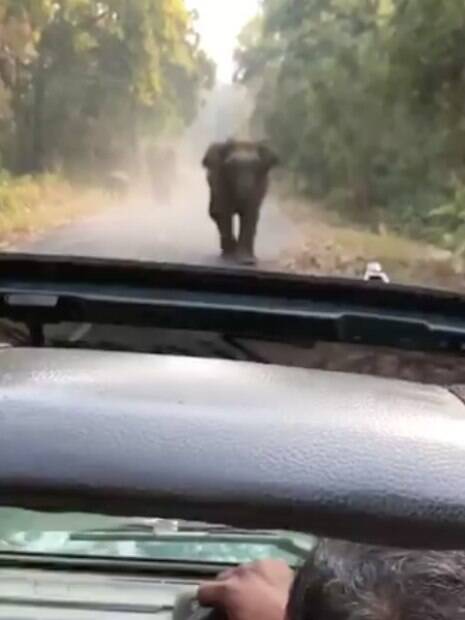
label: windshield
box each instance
[0,508,314,566]
[0,0,462,295]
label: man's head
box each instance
[289,539,465,620]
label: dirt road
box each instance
[15,164,301,269]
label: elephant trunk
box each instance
[234,171,258,203]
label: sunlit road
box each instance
[16,166,301,270]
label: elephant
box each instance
[202,139,279,265]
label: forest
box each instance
[0,0,214,178]
[235,0,465,254]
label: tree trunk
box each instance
[31,60,46,172]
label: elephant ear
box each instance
[257,142,279,170]
[202,142,229,169]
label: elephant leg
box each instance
[236,208,259,265]
[208,196,217,221]
[216,212,236,257]
[209,194,236,257]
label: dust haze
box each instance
[19,82,300,268]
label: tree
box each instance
[0,0,215,176]
[235,0,465,245]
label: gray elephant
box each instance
[202,139,279,265]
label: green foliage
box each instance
[426,177,465,256]
[0,0,215,177]
[235,0,465,248]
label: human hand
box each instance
[197,559,294,620]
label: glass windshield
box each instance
[0,0,462,295]
[0,508,315,566]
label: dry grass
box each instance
[277,191,463,291]
[0,173,111,248]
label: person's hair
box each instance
[288,539,465,620]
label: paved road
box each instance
[15,165,301,270]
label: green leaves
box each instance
[236,0,465,249]
[0,0,215,175]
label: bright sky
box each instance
[185,0,260,83]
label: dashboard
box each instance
[2,347,465,549]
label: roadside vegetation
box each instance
[275,187,461,290]
[0,173,114,247]
[235,0,465,280]
[0,0,214,242]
